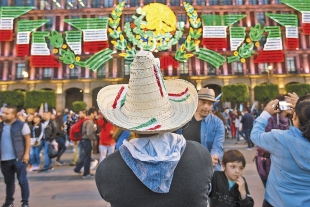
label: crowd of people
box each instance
[0,50,309,207]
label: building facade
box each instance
[0,0,310,111]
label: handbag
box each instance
[31,138,41,147]
[48,144,58,158]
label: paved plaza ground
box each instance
[0,138,264,207]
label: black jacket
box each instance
[43,120,58,141]
[96,141,213,207]
[209,171,254,207]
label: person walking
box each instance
[251,94,310,207]
[0,105,31,207]
[97,115,116,163]
[95,51,213,207]
[180,88,225,171]
[29,115,43,172]
[55,115,67,166]
[38,110,58,172]
[241,109,254,150]
[74,108,98,178]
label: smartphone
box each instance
[278,101,291,110]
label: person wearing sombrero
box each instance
[179,88,225,171]
[95,51,213,206]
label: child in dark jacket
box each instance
[209,150,254,207]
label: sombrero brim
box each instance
[97,79,198,134]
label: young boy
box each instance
[209,150,254,207]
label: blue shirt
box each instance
[1,120,31,161]
[251,111,310,207]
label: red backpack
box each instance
[69,118,88,141]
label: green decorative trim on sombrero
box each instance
[169,94,190,102]
[129,118,161,130]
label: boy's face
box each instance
[223,161,245,181]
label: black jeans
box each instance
[74,139,92,176]
[1,159,29,205]
[56,136,67,161]
[244,129,254,148]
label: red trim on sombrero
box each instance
[147,125,162,130]
[168,87,188,97]
[112,86,125,109]
[153,65,164,97]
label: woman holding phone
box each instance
[251,93,310,207]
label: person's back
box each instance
[96,139,212,207]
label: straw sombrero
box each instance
[97,51,198,134]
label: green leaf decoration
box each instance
[194,48,226,68]
[59,49,75,64]
[175,47,188,62]
[238,42,255,58]
[48,30,63,48]
[227,56,240,63]
[74,61,86,67]
[83,49,114,71]
[249,23,264,41]
[124,47,137,61]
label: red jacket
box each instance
[97,119,116,146]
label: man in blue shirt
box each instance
[0,106,31,207]
[181,88,225,171]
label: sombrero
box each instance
[97,50,198,134]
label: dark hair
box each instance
[79,110,87,114]
[222,150,246,167]
[87,108,97,116]
[34,114,42,119]
[213,110,226,125]
[294,95,310,141]
[275,94,286,102]
[5,105,18,115]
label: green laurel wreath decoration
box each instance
[227,23,264,63]
[49,30,113,71]
[175,2,202,62]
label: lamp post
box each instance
[267,65,272,84]
[22,71,29,79]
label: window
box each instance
[39,0,50,10]
[286,57,296,73]
[260,0,269,4]
[274,0,281,4]
[16,63,26,79]
[124,60,132,76]
[70,67,80,78]
[130,0,140,7]
[209,0,217,5]
[178,36,186,46]
[235,0,243,5]
[104,0,114,7]
[196,0,205,5]
[124,14,133,23]
[248,0,257,5]
[177,14,186,23]
[259,34,267,47]
[233,61,243,74]
[258,63,269,73]
[25,0,34,6]
[92,0,102,7]
[66,0,75,9]
[208,64,216,75]
[179,62,189,75]
[97,64,106,78]
[44,17,53,31]
[221,0,232,5]
[77,0,86,8]
[0,0,8,6]
[170,0,179,6]
[156,0,166,4]
[256,12,265,24]
[144,0,154,4]
[52,1,62,9]
[186,0,192,4]
[43,68,53,79]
